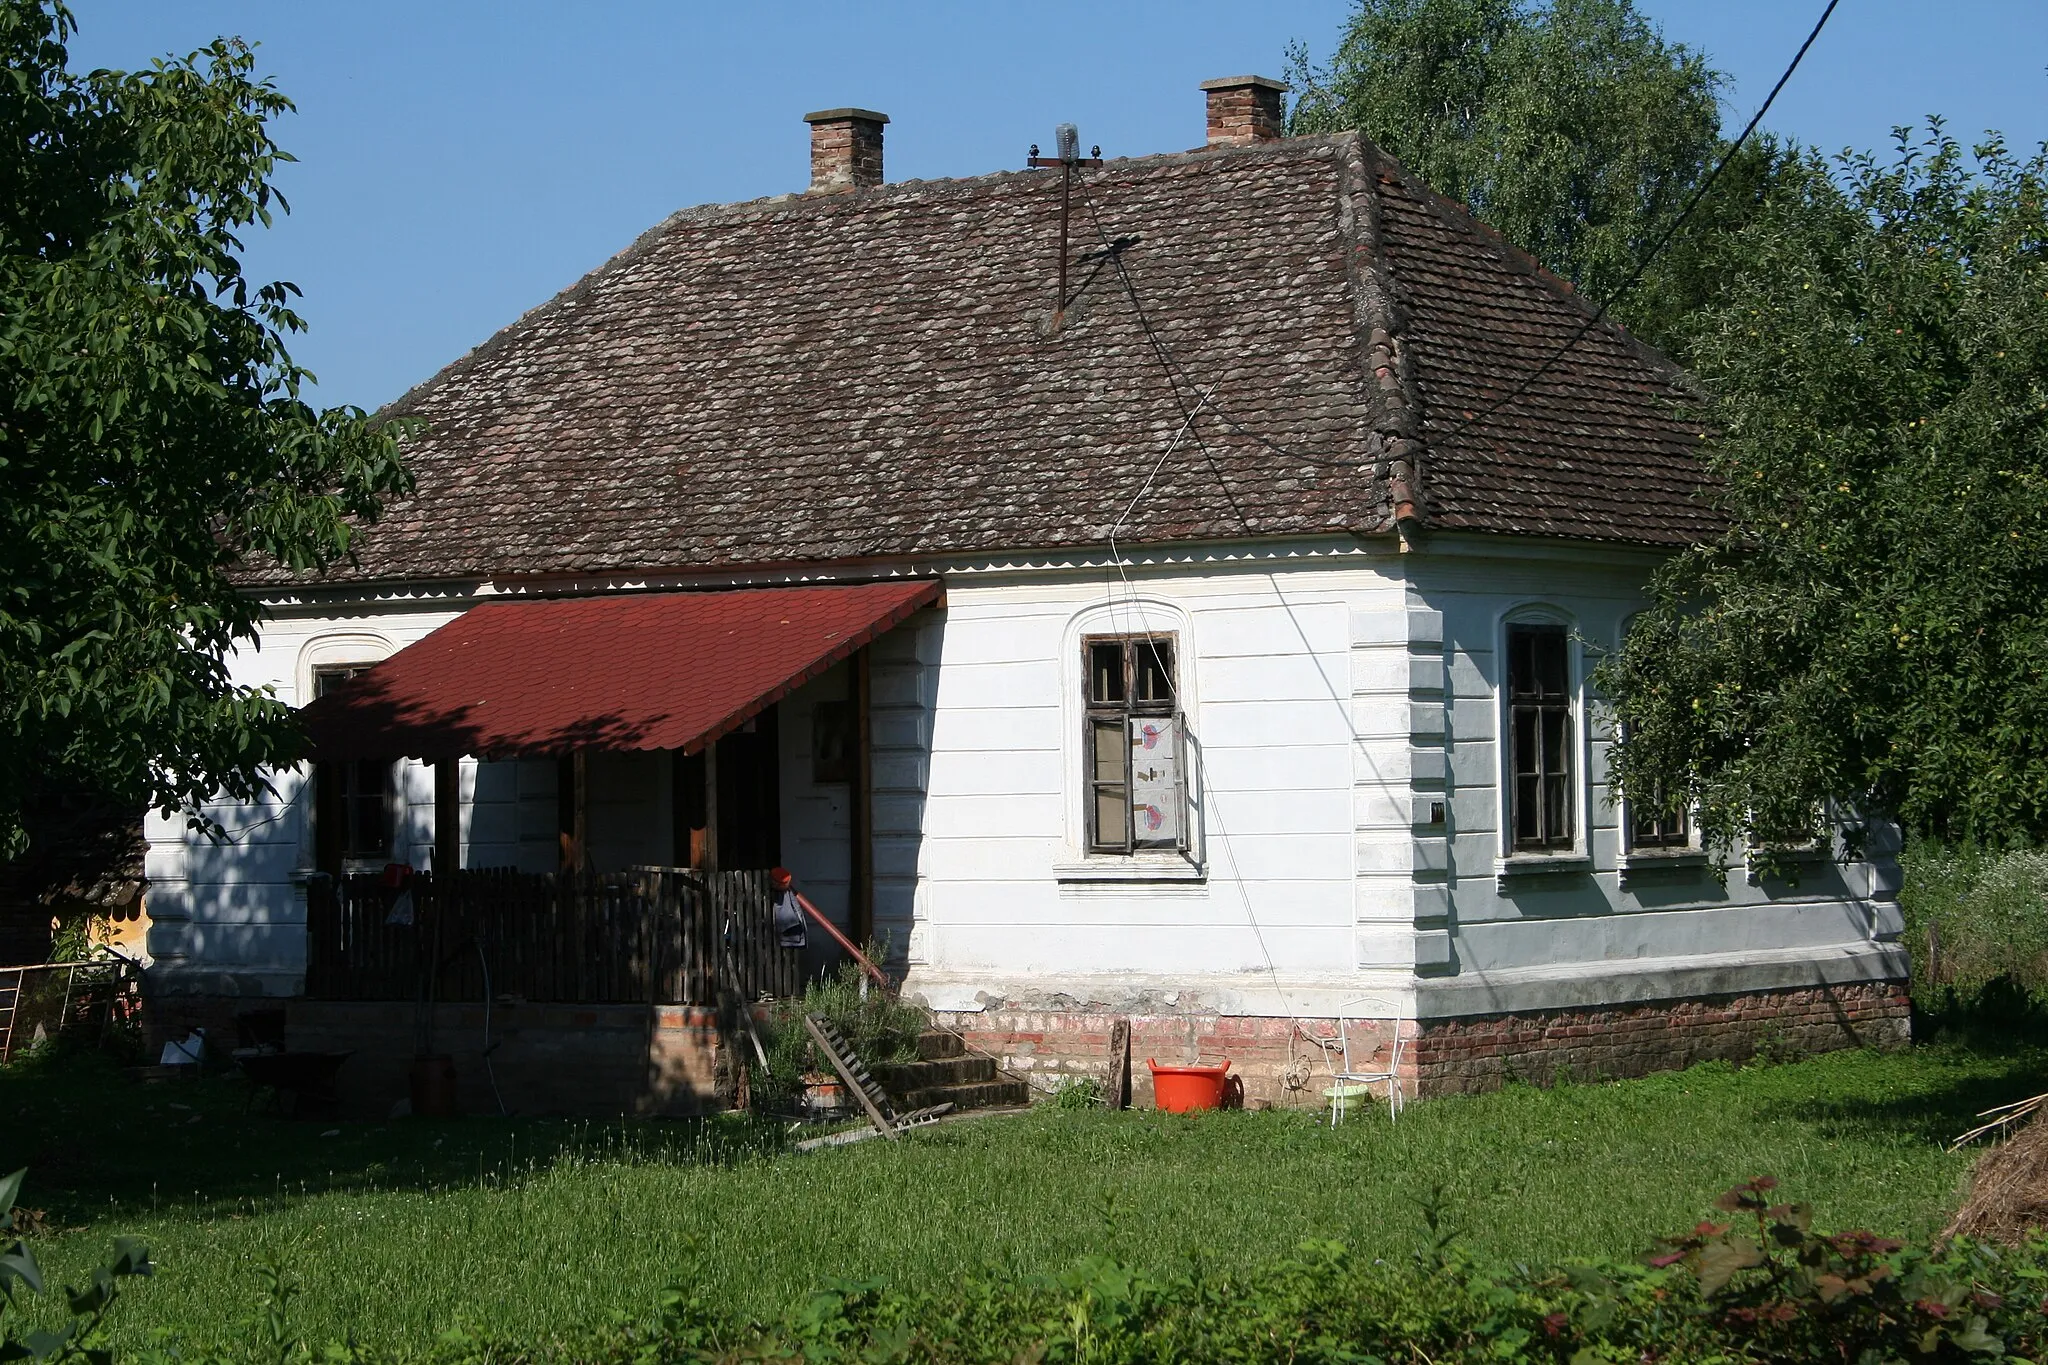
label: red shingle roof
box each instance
[279,132,1712,588]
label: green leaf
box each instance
[1694,1237,1765,1298]
[1951,1316,2002,1355]
[0,1246,44,1300]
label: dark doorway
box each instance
[671,706,781,871]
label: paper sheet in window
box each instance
[1129,717,1181,845]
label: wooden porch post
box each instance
[559,750,590,871]
[702,741,719,874]
[851,647,873,945]
[573,750,589,871]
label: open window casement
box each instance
[1131,713,1192,853]
[1084,634,1194,857]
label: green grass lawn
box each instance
[5,1040,2041,1355]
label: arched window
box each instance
[297,634,397,876]
[1059,597,1200,870]
[1615,613,1694,853]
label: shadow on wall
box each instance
[866,613,939,974]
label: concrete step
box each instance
[893,1078,1031,1113]
[914,1030,964,1060]
[872,1055,996,1092]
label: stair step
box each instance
[891,1078,1030,1113]
[872,1056,996,1091]
[914,1031,964,1060]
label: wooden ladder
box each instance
[801,1013,951,1141]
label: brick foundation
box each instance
[936,1008,1410,1112]
[1412,981,1911,1096]
[940,980,1910,1109]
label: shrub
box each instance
[1,1168,153,1363]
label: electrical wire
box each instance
[1064,2,1846,1102]
[1427,0,1840,450]
[1073,0,1840,474]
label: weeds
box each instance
[1903,836,2048,1006]
[1050,1077,1104,1111]
[748,958,929,1112]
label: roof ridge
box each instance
[1335,132,1425,531]
[1365,152,1691,390]
[375,134,1365,427]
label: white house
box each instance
[145,78,1909,1110]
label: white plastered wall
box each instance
[144,594,468,997]
[890,546,1422,1019]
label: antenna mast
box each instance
[1027,124,1103,327]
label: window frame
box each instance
[1493,608,1589,868]
[1627,785,1693,851]
[1055,597,1202,881]
[1505,623,1575,853]
[1082,633,1183,855]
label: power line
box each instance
[1431,0,1840,449]
[1074,0,1841,477]
[1062,0,1840,1090]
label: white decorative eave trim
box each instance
[249,533,1403,613]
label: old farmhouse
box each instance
[144,77,1910,1114]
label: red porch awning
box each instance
[297,580,941,761]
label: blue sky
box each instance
[67,1,2048,411]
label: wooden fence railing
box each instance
[304,868,801,1006]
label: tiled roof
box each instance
[284,132,1711,587]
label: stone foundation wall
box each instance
[936,1008,1412,1112]
[284,1001,730,1119]
[941,980,1910,1109]
[1412,981,1912,1096]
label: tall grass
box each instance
[8,1041,2036,1356]
[1901,836,2048,1004]
[750,960,929,1111]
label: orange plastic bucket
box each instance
[1147,1059,1231,1113]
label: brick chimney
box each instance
[1198,76,1288,146]
[803,108,888,192]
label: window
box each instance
[1084,635,1184,854]
[1630,784,1691,849]
[312,666,393,872]
[1507,625,1573,851]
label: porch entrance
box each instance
[298,579,938,947]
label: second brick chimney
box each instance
[1198,76,1288,146]
[803,108,888,192]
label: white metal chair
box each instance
[1325,995,1406,1124]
